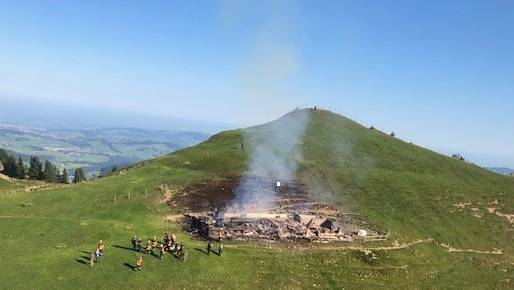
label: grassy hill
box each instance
[0,109,512,289]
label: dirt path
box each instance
[345,239,433,251]
[222,239,433,252]
[222,237,507,258]
[439,243,503,255]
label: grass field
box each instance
[0,109,512,289]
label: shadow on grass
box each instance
[123,262,136,271]
[194,248,209,255]
[113,244,160,258]
[75,258,88,266]
[113,244,140,253]
[165,250,181,260]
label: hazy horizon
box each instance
[1,1,513,167]
[1,98,512,169]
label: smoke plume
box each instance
[218,1,309,212]
[231,109,310,212]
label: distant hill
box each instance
[0,124,209,175]
[486,167,514,175]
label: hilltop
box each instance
[0,109,512,289]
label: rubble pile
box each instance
[183,211,387,243]
[176,178,387,243]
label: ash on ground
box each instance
[174,178,387,243]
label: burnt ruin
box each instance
[171,177,387,243]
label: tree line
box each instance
[0,148,86,183]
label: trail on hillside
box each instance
[439,243,503,255]
[345,239,433,251]
[222,237,506,257]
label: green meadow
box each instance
[0,109,512,289]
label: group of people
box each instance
[130,232,187,271]
[89,240,105,267]
[87,232,224,272]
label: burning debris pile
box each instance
[183,211,386,243]
[178,179,387,243]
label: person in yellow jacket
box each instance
[97,240,105,254]
[135,256,143,271]
[159,244,166,259]
[145,240,152,254]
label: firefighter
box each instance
[219,228,225,240]
[207,240,212,255]
[159,244,166,259]
[135,256,143,271]
[97,240,105,254]
[137,237,143,252]
[218,242,224,256]
[95,248,102,263]
[176,243,183,256]
[165,238,172,251]
[164,232,171,245]
[131,235,138,250]
[145,240,153,254]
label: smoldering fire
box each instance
[180,179,387,243]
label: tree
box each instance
[43,160,59,182]
[16,156,26,178]
[73,167,86,183]
[3,155,18,177]
[43,160,52,181]
[60,168,69,183]
[28,156,43,180]
[111,166,118,172]
[0,148,8,162]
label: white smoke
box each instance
[232,109,310,212]
[218,1,309,212]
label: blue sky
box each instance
[0,0,513,167]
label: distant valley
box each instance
[0,124,209,176]
[486,167,514,176]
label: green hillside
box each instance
[0,109,512,289]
